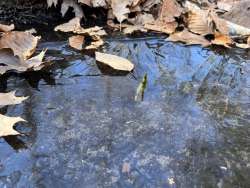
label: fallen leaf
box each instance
[85,36,104,49]
[55,17,82,32]
[145,21,177,34]
[217,0,235,11]
[184,1,229,35]
[55,17,106,36]
[0,91,28,137]
[234,36,250,49]
[0,48,46,75]
[47,0,58,7]
[187,10,213,35]
[210,11,229,35]
[211,33,233,47]
[111,0,132,23]
[167,29,211,46]
[92,0,107,7]
[95,52,134,71]
[61,0,84,18]
[0,23,14,32]
[0,114,26,137]
[123,25,147,34]
[143,0,179,35]
[0,31,40,60]
[124,13,155,34]
[69,35,85,50]
[0,91,28,106]
[159,0,183,23]
[222,0,250,28]
[142,0,161,11]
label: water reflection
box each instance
[0,37,249,187]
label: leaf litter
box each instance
[0,91,28,137]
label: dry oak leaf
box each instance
[0,48,46,75]
[55,17,106,36]
[124,13,155,34]
[0,91,28,106]
[95,52,134,71]
[222,0,250,28]
[187,10,213,35]
[0,23,15,32]
[145,21,177,34]
[0,114,26,137]
[61,0,84,18]
[85,36,104,49]
[167,29,211,46]
[111,0,132,23]
[69,35,85,50]
[159,0,183,23]
[211,33,233,48]
[142,0,161,11]
[0,31,40,60]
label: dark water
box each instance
[0,36,250,188]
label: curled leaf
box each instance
[0,114,26,137]
[0,91,28,106]
[69,35,85,50]
[167,29,211,46]
[0,31,40,60]
[0,23,15,32]
[95,52,134,71]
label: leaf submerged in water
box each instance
[135,73,147,101]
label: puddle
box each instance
[0,36,250,187]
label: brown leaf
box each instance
[222,0,250,28]
[167,29,211,46]
[69,35,85,50]
[145,21,177,34]
[0,114,26,137]
[142,0,161,11]
[211,33,233,48]
[123,25,147,34]
[0,48,46,75]
[0,91,28,137]
[123,13,155,34]
[210,11,229,35]
[0,31,40,60]
[55,17,82,32]
[0,23,15,32]
[61,0,84,18]
[95,52,134,71]
[55,17,106,36]
[159,0,183,23]
[187,10,213,35]
[111,0,132,23]
[0,91,28,106]
[85,36,104,49]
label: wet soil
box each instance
[0,33,250,188]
